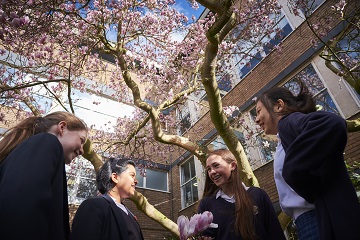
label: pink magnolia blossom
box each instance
[177,211,217,240]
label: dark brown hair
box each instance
[257,81,316,118]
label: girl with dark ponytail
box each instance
[255,82,360,240]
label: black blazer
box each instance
[71,195,143,240]
[279,111,360,240]
[0,133,70,240]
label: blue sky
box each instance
[173,0,205,21]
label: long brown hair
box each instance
[202,149,257,240]
[0,111,87,163]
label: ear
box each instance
[111,173,118,184]
[49,121,67,137]
[58,121,67,136]
[275,99,285,111]
[230,162,237,171]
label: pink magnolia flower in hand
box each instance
[178,211,218,239]
[177,215,195,240]
[193,211,214,232]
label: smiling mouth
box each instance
[212,175,221,181]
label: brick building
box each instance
[2,0,359,239]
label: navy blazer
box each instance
[198,187,286,240]
[71,194,143,240]
[279,111,360,240]
[0,133,70,240]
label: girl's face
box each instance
[115,164,138,199]
[206,154,236,190]
[255,100,280,135]
[52,121,87,164]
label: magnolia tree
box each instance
[0,0,358,238]
[287,0,360,131]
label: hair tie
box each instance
[34,116,44,133]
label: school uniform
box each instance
[279,111,360,240]
[274,136,319,240]
[71,194,144,240]
[0,133,70,240]
[198,187,286,240]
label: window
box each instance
[247,108,277,167]
[235,10,293,81]
[299,0,326,16]
[335,29,360,103]
[208,135,227,151]
[66,157,98,204]
[136,168,168,192]
[180,157,199,208]
[218,73,233,92]
[177,109,192,135]
[208,123,270,169]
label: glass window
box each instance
[136,168,168,192]
[299,0,326,16]
[180,157,199,208]
[236,11,293,81]
[248,108,277,167]
[208,135,227,151]
[177,108,192,135]
[207,130,268,169]
[218,73,233,92]
[66,156,98,204]
[335,29,360,102]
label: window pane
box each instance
[284,64,325,96]
[145,169,168,191]
[136,170,144,188]
[256,136,277,164]
[182,160,195,184]
[315,90,340,114]
[283,63,340,114]
[336,29,360,101]
[180,157,199,208]
[179,113,191,135]
[76,178,98,199]
[192,178,199,202]
[182,178,198,207]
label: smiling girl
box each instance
[0,111,88,240]
[255,83,360,240]
[197,149,285,240]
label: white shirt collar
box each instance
[108,195,128,215]
[216,189,235,203]
[215,183,249,203]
